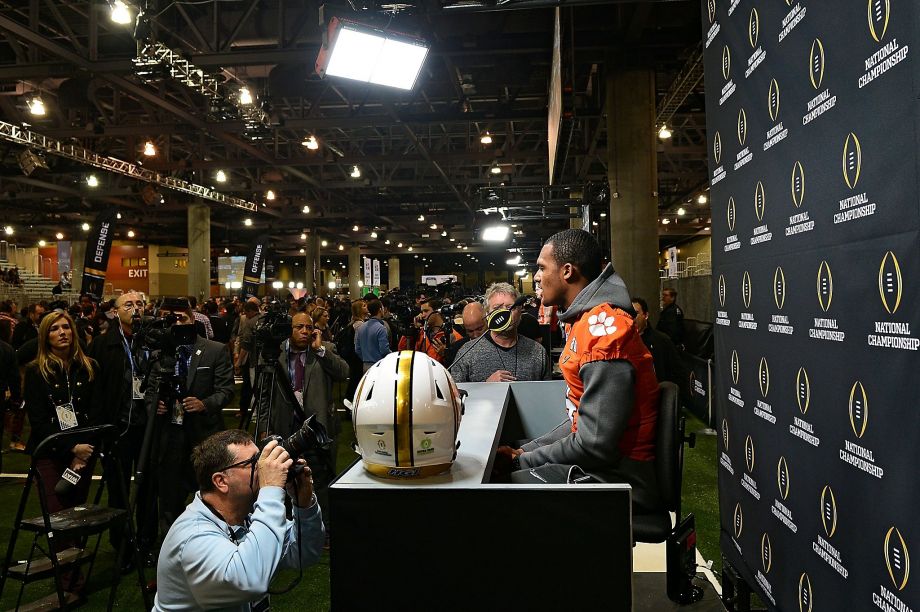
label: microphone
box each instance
[54,468,81,496]
[448,295,532,373]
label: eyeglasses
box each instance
[217,452,258,473]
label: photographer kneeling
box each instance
[154,430,324,611]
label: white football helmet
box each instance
[351,350,465,479]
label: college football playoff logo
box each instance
[768,78,781,122]
[849,380,869,439]
[731,349,740,385]
[869,0,891,43]
[754,181,766,222]
[727,196,737,232]
[722,45,732,80]
[749,8,760,48]
[758,357,769,397]
[722,418,729,450]
[791,161,805,208]
[817,260,833,312]
[734,502,744,539]
[742,271,752,309]
[809,39,825,90]
[777,456,790,501]
[718,274,727,307]
[885,526,910,591]
[796,367,810,414]
[745,435,755,473]
[843,132,863,189]
[774,267,786,310]
[761,533,772,574]
[737,107,748,146]
[820,485,838,538]
[707,0,716,24]
[799,573,813,612]
[878,251,903,314]
[714,131,722,165]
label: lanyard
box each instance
[118,325,136,375]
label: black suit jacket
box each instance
[146,335,235,446]
[87,325,138,427]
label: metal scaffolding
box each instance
[0,121,259,212]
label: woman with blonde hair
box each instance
[23,310,99,593]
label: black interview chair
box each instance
[632,382,702,603]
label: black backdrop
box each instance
[703,1,919,610]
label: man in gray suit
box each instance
[148,297,235,533]
[256,312,348,515]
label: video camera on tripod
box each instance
[253,301,292,362]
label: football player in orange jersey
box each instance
[502,229,660,510]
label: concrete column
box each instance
[606,68,660,310]
[303,235,317,295]
[348,246,361,298]
[187,203,211,301]
[388,256,400,290]
[71,240,86,293]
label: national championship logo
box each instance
[723,45,732,80]
[761,533,772,574]
[745,435,755,473]
[878,251,903,314]
[869,0,891,43]
[820,485,838,538]
[758,356,769,397]
[731,349,740,385]
[742,270,752,309]
[777,456,790,501]
[734,502,744,539]
[754,181,766,222]
[768,78,781,122]
[737,107,748,145]
[796,367,810,414]
[843,132,863,190]
[714,131,722,164]
[849,380,869,439]
[884,526,910,591]
[809,39,825,90]
[774,266,786,310]
[719,274,727,307]
[791,161,805,208]
[817,260,833,312]
[707,0,717,24]
[722,418,730,450]
[748,8,760,48]
[799,573,813,612]
[727,196,737,232]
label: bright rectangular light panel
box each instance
[482,225,510,242]
[325,26,428,90]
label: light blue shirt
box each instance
[153,486,324,611]
[355,317,391,363]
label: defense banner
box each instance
[704,1,919,610]
[80,208,117,299]
[242,234,270,298]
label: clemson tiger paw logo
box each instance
[588,312,617,336]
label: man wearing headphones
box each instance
[451,283,551,383]
[501,230,660,511]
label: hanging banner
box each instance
[242,234,270,298]
[363,257,372,287]
[80,208,117,299]
[372,259,381,287]
[704,2,919,611]
[57,241,71,275]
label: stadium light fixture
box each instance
[482,225,509,242]
[110,0,132,25]
[143,141,156,156]
[316,17,429,90]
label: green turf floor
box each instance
[0,387,722,610]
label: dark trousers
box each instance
[109,423,158,554]
[156,425,197,534]
[239,365,253,420]
[35,455,96,592]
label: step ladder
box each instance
[0,425,136,611]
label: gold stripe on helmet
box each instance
[395,350,414,466]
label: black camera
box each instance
[259,414,332,477]
[255,301,293,361]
